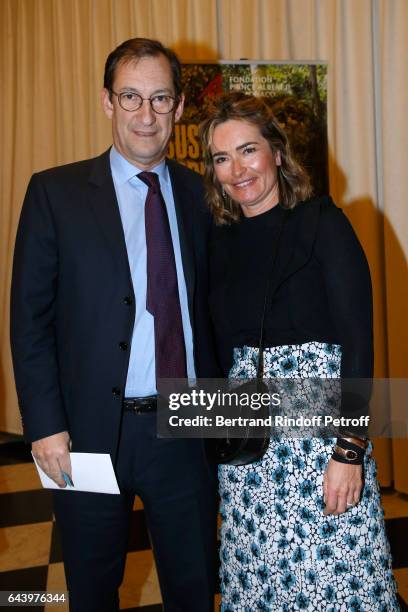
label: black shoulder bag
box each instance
[206,209,289,466]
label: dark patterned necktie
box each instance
[137,171,187,380]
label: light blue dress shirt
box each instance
[110,146,195,397]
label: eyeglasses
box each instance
[110,90,178,114]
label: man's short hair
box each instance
[104,38,182,97]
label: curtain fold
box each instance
[1,0,406,489]
[379,0,408,492]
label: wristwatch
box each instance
[333,444,359,461]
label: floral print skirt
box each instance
[218,342,399,611]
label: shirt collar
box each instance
[110,146,169,186]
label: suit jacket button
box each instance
[112,386,121,396]
[123,296,133,305]
[119,341,128,351]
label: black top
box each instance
[209,197,373,380]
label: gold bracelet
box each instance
[333,445,360,461]
[341,430,369,443]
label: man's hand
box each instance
[323,458,363,515]
[32,431,72,487]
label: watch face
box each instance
[345,449,358,460]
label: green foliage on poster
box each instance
[168,62,328,196]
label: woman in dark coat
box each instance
[200,92,399,611]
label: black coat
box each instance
[11,149,218,457]
[209,196,373,380]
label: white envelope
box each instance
[32,452,120,494]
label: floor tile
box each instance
[45,562,68,612]
[122,606,162,611]
[0,432,23,444]
[0,441,32,465]
[0,564,48,594]
[133,497,144,511]
[0,463,41,494]
[119,550,161,608]
[0,489,53,528]
[397,593,408,611]
[0,522,53,572]
[381,488,408,519]
[386,517,408,569]
[394,568,408,608]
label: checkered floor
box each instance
[0,437,407,611]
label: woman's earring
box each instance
[222,188,227,198]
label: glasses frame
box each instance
[110,90,179,114]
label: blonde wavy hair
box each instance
[199,92,312,225]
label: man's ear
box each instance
[174,93,185,123]
[101,88,114,119]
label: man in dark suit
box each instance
[11,38,218,612]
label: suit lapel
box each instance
[87,149,131,276]
[166,159,196,319]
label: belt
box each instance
[123,396,158,413]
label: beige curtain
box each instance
[1,0,407,490]
[378,0,408,491]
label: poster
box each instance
[168,61,328,196]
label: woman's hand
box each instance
[323,458,363,515]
